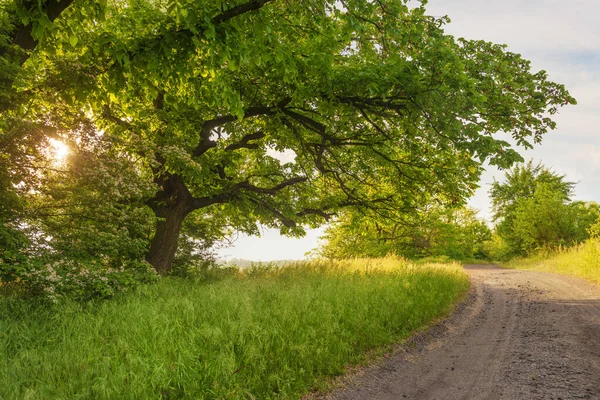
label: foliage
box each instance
[490,161,599,258]
[6,258,159,302]
[0,161,29,288]
[28,137,157,260]
[0,109,35,277]
[0,257,468,399]
[0,0,105,272]
[317,206,492,261]
[0,0,576,275]
[589,218,600,239]
[0,222,29,283]
[503,238,600,285]
[1,131,160,301]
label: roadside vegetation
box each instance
[317,162,599,266]
[488,161,599,260]
[316,206,493,262]
[483,162,600,284]
[503,238,600,285]
[0,258,468,399]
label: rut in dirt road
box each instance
[326,265,600,400]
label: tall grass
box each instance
[503,238,600,284]
[0,257,469,399]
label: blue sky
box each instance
[217,0,600,261]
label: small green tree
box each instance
[490,162,599,257]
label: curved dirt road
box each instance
[327,265,600,400]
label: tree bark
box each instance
[146,173,195,275]
[146,203,190,276]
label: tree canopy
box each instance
[1,0,576,278]
[490,162,599,257]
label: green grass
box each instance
[503,238,600,284]
[0,257,469,399]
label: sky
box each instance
[217,0,600,261]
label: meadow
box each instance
[0,258,469,399]
[503,238,600,284]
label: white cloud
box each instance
[427,0,600,54]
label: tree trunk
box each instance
[146,203,191,276]
[145,171,197,275]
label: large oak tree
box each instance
[1,0,575,274]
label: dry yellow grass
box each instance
[504,239,600,285]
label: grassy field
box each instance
[0,257,469,399]
[503,238,600,284]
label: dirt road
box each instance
[327,265,600,400]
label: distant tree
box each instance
[1,0,575,276]
[316,205,492,260]
[490,162,599,257]
[433,207,492,260]
[490,161,574,222]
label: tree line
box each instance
[317,161,600,261]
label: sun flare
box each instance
[49,139,70,163]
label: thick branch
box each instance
[212,0,275,25]
[191,176,307,211]
[281,109,328,136]
[233,176,307,195]
[192,193,231,209]
[248,197,296,228]
[225,130,265,151]
[7,0,76,64]
[192,106,275,157]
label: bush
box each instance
[1,258,158,302]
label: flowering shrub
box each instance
[2,258,158,302]
[0,223,29,284]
